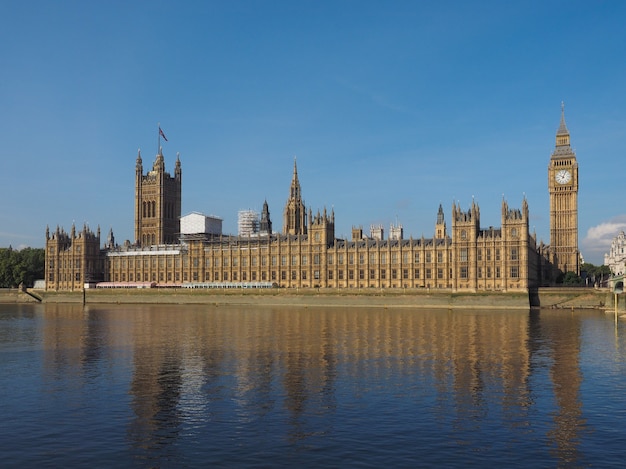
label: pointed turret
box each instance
[290,157,301,199]
[260,199,272,235]
[435,203,446,238]
[175,152,182,181]
[136,149,143,171]
[436,204,444,224]
[153,147,165,172]
[556,101,570,147]
[107,228,115,248]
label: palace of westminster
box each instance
[45,108,580,291]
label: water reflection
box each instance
[117,306,575,464]
[530,310,586,466]
[2,303,612,467]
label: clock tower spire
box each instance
[548,102,579,276]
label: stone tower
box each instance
[259,199,272,236]
[435,203,447,239]
[135,148,182,246]
[451,199,480,291]
[45,223,102,291]
[309,207,335,248]
[283,158,307,235]
[548,103,579,275]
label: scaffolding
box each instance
[238,210,260,237]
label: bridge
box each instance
[610,274,624,322]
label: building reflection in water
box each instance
[529,310,586,465]
[42,303,134,387]
[38,303,587,465]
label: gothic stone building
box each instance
[135,147,182,246]
[45,224,103,291]
[548,104,579,276]
[46,108,580,291]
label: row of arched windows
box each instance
[142,201,156,218]
[142,200,177,219]
[142,234,156,245]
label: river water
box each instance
[1,303,625,468]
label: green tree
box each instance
[581,262,612,286]
[0,247,16,287]
[562,271,583,286]
[0,247,45,288]
[17,248,45,286]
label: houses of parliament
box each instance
[45,108,580,291]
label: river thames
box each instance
[1,303,625,467]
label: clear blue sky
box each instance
[1,1,625,265]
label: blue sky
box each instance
[1,1,625,265]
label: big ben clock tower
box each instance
[548,103,579,275]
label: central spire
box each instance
[284,157,307,235]
[290,156,301,199]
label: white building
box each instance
[370,224,384,241]
[389,222,403,241]
[180,212,223,236]
[604,230,626,275]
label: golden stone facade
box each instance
[548,105,579,275]
[98,156,538,292]
[45,224,103,291]
[135,148,182,246]
[46,107,580,291]
[101,198,535,291]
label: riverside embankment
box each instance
[1,287,618,310]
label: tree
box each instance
[0,247,16,287]
[0,247,45,288]
[562,271,583,286]
[581,262,612,287]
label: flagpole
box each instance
[157,122,161,153]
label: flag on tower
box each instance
[159,127,168,142]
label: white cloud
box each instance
[581,215,626,264]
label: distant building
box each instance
[370,225,384,241]
[389,223,403,241]
[604,231,626,276]
[46,106,580,291]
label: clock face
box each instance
[555,169,572,184]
